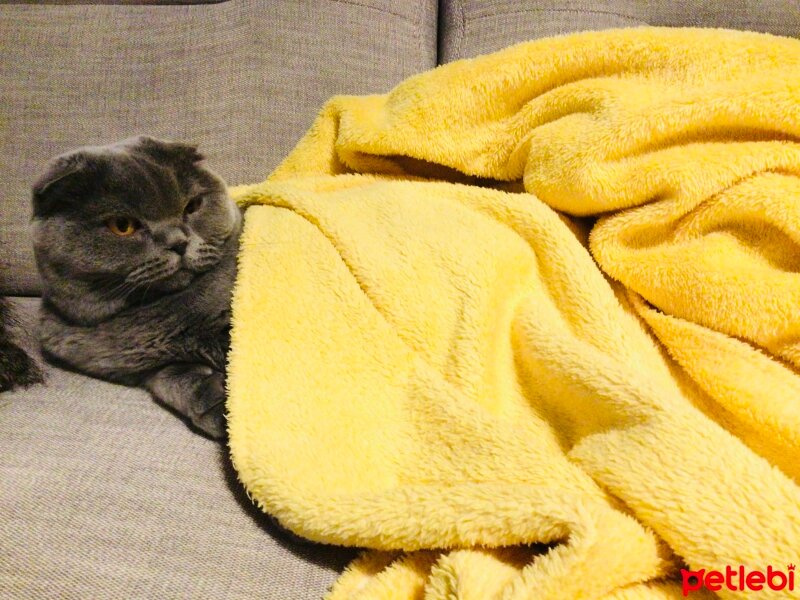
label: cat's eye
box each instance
[107,217,140,237]
[184,196,203,216]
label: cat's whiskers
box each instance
[140,279,156,304]
[94,277,141,303]
[126,260,163,285]
[126,258,177,286]
[188,242,223,272]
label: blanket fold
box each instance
[228,28,800,599]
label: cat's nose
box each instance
[170,239,188,256]
[160,227,189,255]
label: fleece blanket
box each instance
[226,28,800,599]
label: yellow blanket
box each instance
[227,28,800,599]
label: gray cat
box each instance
[32,136,241,439]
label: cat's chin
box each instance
[153,269,195,293]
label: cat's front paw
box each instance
[189,369,228,439]
[145,363,228,440]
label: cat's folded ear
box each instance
[32,152,90,218]
[131,135,205,165]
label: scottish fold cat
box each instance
[32,136,241,438]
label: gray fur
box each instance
[32,136,241,438]
[0,296,43,392]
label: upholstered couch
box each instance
[2,1,798,597]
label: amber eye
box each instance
[107,217,140,237]
[184,196,203,216]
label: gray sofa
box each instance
[2,1,798,598]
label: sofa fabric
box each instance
[0,296,358,599]
[0,0,437,295]
[438,0,800,62]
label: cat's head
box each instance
[32,136,240,321]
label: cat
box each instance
[32,136,241,439]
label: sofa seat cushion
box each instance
[0,296,357,598]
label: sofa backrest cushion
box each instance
[439,0,800,62]
[0,0,436,295]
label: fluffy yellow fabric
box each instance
[227,28,800,598]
